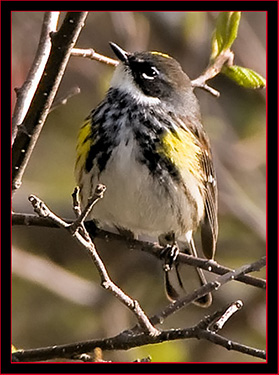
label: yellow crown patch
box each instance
[151,51,171,59]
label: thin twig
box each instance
[49,86,81,113]
[69,184,106,235]
[72,186,82,218]
[27,188,160,337]
[71,47,118,66]
[208,300,243,332]
[11,212,266,290]
[176,252,266,289]
[192,329,265,359]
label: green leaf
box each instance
[222,65,266,89]
[211,12,241,59]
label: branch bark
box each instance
[12,12,88,192]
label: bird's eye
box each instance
[141,65,159,80]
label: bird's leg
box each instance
[159,232,179,271]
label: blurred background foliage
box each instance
[12,11,266,362]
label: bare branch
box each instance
[12,12,60,142]
[12,211,266,290]
[149,257,265,326]
[12,299,265,362]
[12,12,88,192]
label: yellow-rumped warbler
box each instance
[75,42,218,307]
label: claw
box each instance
[160,244,179,271]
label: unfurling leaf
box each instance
[211,12,241,60]
[222,65,266,89]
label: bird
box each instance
[75,42,218,306]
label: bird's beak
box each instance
[109,42,129,63]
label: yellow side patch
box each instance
[161,128,202,181]
[151,51,171,59]
[75,119,92,172]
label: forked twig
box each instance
[191,49,234,96]
[28,185,159,337]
